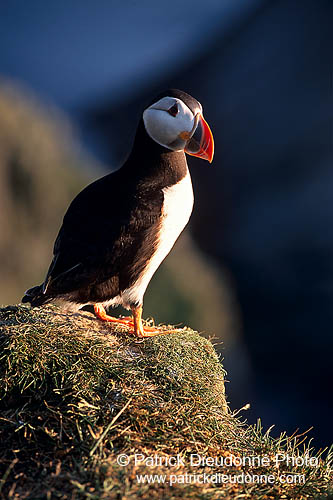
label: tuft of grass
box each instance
[0,304,332,499]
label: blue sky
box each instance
[0,0,259,108]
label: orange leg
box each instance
[130,305,178,338]
[94,304,179,338]
[94,304,133,326]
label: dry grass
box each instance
[0,304,332,499]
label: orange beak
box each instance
[184,114,214,163]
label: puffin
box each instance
[22,89,214,337]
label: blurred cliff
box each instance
[0,83,89,302]
[0,0,332,447]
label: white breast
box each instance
[121,169,194,307]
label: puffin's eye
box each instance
[167,103,179,117]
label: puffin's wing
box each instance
[43,170,163,295]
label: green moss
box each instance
[0,304,331,499]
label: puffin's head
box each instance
[143,89,214,163]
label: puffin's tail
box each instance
[22,285,52,307]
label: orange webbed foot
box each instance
[130,305,180,337]
[94,304,133,326]
[94,304,180,338]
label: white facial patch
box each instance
[143,96,202,151]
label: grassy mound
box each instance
[0,305,331,499]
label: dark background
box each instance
[0,0,332,448]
